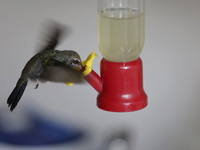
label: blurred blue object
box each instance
[0,109,84,146]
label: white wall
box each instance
[0,0,200,150]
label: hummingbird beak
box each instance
[78,63,83,71]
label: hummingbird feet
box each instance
[34,83,39,89]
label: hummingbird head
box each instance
[68,57,83,70]
[62,50,83,70]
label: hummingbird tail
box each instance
[7,78,28,111]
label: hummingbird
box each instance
[7,22,83,111]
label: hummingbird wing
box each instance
[38,62,83,83]
[38,23,64,52]
[37,21,72,52]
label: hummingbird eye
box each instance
[74,60,80,64]
[69,59,81,67]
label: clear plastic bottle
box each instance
[98,0,145,62]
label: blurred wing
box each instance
[38,65,84,83]
[37,21,72,52]
[39,23,64,52]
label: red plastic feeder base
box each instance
[97,58,147,112]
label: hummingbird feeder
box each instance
[83,0,147,112]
